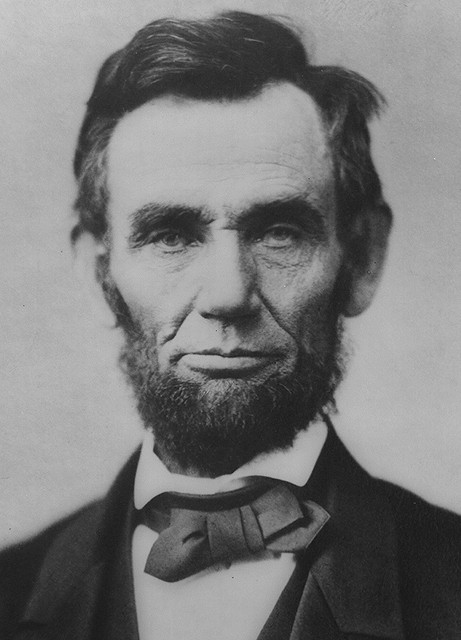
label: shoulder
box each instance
[0,500,103,636]
[0,450,139,637]
[377,476,461,556]
[375,476,461,634]
[333,431,461,636]
[329,430,461,551]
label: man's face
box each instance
[104,82,346,474]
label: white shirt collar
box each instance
[134,420,328,510]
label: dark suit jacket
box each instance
[1,430,461,640]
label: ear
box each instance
[73,232,115,326]
[342,205,392,317]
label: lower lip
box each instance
[180,354,273,374]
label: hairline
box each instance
[76,79,341,247]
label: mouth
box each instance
[178,349,278,377]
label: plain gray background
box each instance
[1,0,460,547]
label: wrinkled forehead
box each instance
[106,82,335,220]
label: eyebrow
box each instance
[241,198,328,242]
[128,196,329,248]
[129,204,205,248]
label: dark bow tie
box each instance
[141,482,330,582]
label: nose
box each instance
[195,231,260,320]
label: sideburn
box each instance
[97,251,135,330]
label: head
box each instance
[73,12,391,476]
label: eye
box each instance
[259,224,301,248]
[150,229,195,252]
[160,231,185,247]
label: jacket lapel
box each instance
[291,429,405,640]
[14,432,406,640]
[15,453,140,640]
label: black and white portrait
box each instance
[1,1,460,638]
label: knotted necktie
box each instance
[142,482,329,582]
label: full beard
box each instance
[102,271,346,477]
[118,322,345,478]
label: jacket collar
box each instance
[19,451,140,640]
[18,430,405,640]
[298,427,405,639]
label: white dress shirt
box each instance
[132,421,327,640]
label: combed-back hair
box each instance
[72,11,391,245]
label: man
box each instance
[1,10,460,640]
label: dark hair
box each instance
[72,11,391,245]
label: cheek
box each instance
[257,255,341,341]
[108,255,176,328]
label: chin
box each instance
[121,342,344,476]
[114,285,346,475]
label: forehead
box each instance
[107,82,334,222]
